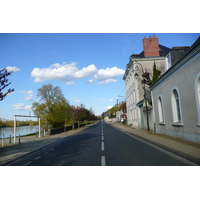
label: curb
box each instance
[110,123,200,166]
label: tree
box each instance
[32,83,71,128]
[152,61,160,83]
[0,68,14,101]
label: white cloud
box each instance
[12,103,32,110]
[25,94,34,101]
[87,79,95,84]
[74,65,97,78]
[31,62,125,85]
[6,66,20,72]
[94,98,105,101]
[66,81,74,85]
[94,67,125,80]
[31,62,78,83]
[74,99,81,103]
[102,106,112,111]
[99,79,117,84]
[19,90,33,94]
[74,98,81,103]
[19,90,34,101]
[109,99,113,102]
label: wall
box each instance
[152,53,200,143]
[125,57,166,129]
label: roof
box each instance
[171,46,190,50]
[130,44,170,59]
[150,36,200,90]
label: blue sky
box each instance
[0,33,199,120]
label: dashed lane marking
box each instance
[44,152,49,155]
[35,156,41,160]
[24,161,32,166]
[101,142,105,151]
[101,156,106,166]
[102,136,104,140]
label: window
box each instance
[158,96,165,124]
[167,54,171,69]
[133,90,136,103]
[171,87,183,124]
[195,72,200,126]
[135,108,137,119]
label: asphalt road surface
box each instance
[8,121,193,166]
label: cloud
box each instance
[109,99,113,102]
[19,90,33,94]
[99,79,117,84]
[74,65,97,78]
[87,79,95,84]
[74,99,81,103]
[94,67,125,80]
[74,98,81,103]
[94,99,105,101]
[102,106,113,111]
[6,66,20,72]
[66,81,74,85]
[12,103,32,110]
[31,62,78,82]
[31,62,125,85]
[25,94,34,101]
[19,90,34,101]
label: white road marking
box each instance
[101,156,106,166]
[102,136,104,140]
[35,156,41,160]
[101,142,105,151]
[24,161,32,166]
[44,152,49,155]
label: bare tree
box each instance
[0,68,14,101]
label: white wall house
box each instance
[150,37,200,144]
[123,35,170,131]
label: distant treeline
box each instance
[0,119,38,128]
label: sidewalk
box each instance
[110,122,200,165]
[0,124,92,166]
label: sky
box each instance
[0,33,199,120]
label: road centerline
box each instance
[101,141,105,151]
[101,156,106,166]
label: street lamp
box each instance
[133,61,150,131]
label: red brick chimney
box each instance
[143,35,160,57]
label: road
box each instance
[8,121,193,166]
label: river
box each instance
[0,126,39,138]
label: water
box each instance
[0,126,39,138]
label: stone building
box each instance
[123,35,170,131]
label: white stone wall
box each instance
[152,51,200,144]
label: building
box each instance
[123,35,170,130]
[116,102,127,123]
[165,46,190,70]
[150,37,200,144]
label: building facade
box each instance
[150,37,200,144]
[123,35,170,131]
